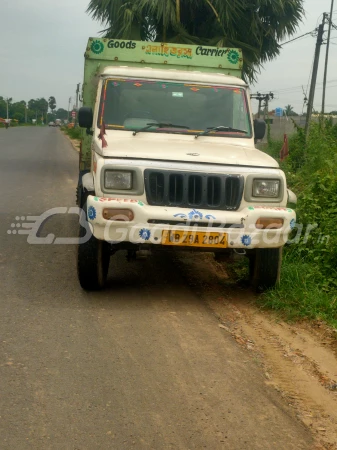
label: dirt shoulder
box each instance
[174,252,337,450]
[61,129,80,153]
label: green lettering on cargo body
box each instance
[107,40,137,50]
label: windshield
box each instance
[98,78,252,138]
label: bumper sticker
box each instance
[241,235,252,246]
[88,206,97,221]
[139,229,151,241]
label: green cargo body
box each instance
[80,38,243,170]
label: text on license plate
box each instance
[162,230,228,248]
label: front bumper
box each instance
[86,196,296,249]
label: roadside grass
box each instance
[62,126,81,140]
[259,253,337,329]
[259,120,337,329]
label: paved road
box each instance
[0,127,312,449]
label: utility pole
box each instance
[75,83,80,111]
[75,84,80,126]
[264,97,269,120]
[322,1,334,114]
[250,93,274,119]
[67,97,72,122]
[251,93,263,118]
[305,14,327,139]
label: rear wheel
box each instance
[77,203,110,291]
[250,248,282,292]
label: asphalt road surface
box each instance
[0,127,312,449]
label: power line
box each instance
[262,79,337,95]
[280,28,318,46]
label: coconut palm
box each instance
[284,104,297,116]
[87,0,304,81]
[48,96,57,114]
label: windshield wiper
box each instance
[133,123,190,136]
[195,126,247,139]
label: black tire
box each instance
[77,206,110,291]
[250,248,282,292]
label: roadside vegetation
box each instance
[261,120,337,328]
[0,121,27,128]
[62,125,81,140]
[0,96,68,125]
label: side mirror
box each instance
[254,119,266,141]
[78,107,93,129]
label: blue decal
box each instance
[139,229,151,241]
[205,214,216,220]
[241,235,252,247]
[88,206,97,221]
[173,210,209,220]
[290,219,296,230]
[188,209,203,220]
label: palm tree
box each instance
[48,96,57,114]
[284,105,298,116]
[87,0,304,82]
[284,105,293,115]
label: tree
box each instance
[48,96,57,113]
[87,0,304,81]
[28,98,48,122]
[0,97,7,118]
[284,105,298,116]
[0,97,12,119]
[12,112,24,123]
[28,99,37,112]
[10,101,26,123]
[55,108,68,120]
[38,98,48,122]
[284,105,294,115]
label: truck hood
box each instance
[97,132,279,168]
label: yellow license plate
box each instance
[162,230,228,248]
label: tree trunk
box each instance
[130,20,141,40]
[176,0,181,23]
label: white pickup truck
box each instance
[76,38,296,291]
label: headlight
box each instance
[253,179,280,198]
[105,171,133,190]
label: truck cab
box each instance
[77,38,295,291]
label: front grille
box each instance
[144,170,244,210]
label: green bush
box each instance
[259,253,337,328]
[262,120,337,326]
[62,126,82,140]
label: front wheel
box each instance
[77,209,110,290]
[250,248,282,292]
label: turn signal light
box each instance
[255,218,284,229]
[103,209,134,221]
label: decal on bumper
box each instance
[86,196,296,249]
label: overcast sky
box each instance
[1,0,336,113]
